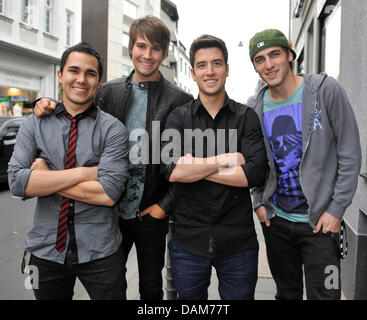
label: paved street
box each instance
[0,181,276,300]
[0,182,34,300]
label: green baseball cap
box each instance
[249,29,297,62]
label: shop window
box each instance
[0,88,37,117]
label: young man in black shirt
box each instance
[161,35,268,300]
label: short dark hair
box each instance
[282,47,294,70]
[129,16,171,58]
[189,35,228,68]
[60,42,104,81]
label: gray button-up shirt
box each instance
[8,103,129,264]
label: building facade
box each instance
[82,0,196,96]
[289,0,367,299]
[160,0,197,96]
[0,0,82,116]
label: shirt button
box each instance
[70,202,74,207]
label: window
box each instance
[320,2,341,80]
[66,11,73,46]
[44,0,53,33]
[22,0,35,26]
[122,32,129,56]
[0,0,4,15]
[306,22,314,73]
[122,65,134,77]
[123,0,138,19]
[297,49,305,74]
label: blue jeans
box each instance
[168,239,258,300]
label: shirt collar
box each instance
[192,93,236,115]
[55,102,98,119]
[128,70,164,90]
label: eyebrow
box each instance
[196,58,224,65]
[67,65,98,74]
[136,41,161,48]
[254,49,282,61]
[268,49,282,55]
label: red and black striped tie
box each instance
[56,113,81,253]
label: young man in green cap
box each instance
[247,29,361,300]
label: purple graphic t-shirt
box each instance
[263,81,308,221]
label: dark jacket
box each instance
[94,71,193,213]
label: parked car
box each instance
[0,117,26,184]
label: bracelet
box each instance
[253,202,265,212]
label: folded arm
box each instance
[31,120,129,207]
[169,153,229,183]
[8,115,129,208]
[170,153,247,187]
[58,181,115,207]
[205,165,248,187]
[25,165,97,197]
[28,158,114,206]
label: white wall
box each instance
[0,0,82,99]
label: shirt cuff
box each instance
[16,168,33,199]
[326,200,346,219]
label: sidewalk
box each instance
[73,213,346,300]
[73,214,277,300]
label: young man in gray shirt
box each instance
[8,42,129,300]
[33,16,193,300]
[248,29,361,300]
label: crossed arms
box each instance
[161,107,267,188]
[26,159,114,206]
[8,115,129,207]
[169,153,248,187]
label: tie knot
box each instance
[64,112,85,123]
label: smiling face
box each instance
[57,51,101,114]
[253,46,293,89]
[130,34,165,83]
[191,47,229,98]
